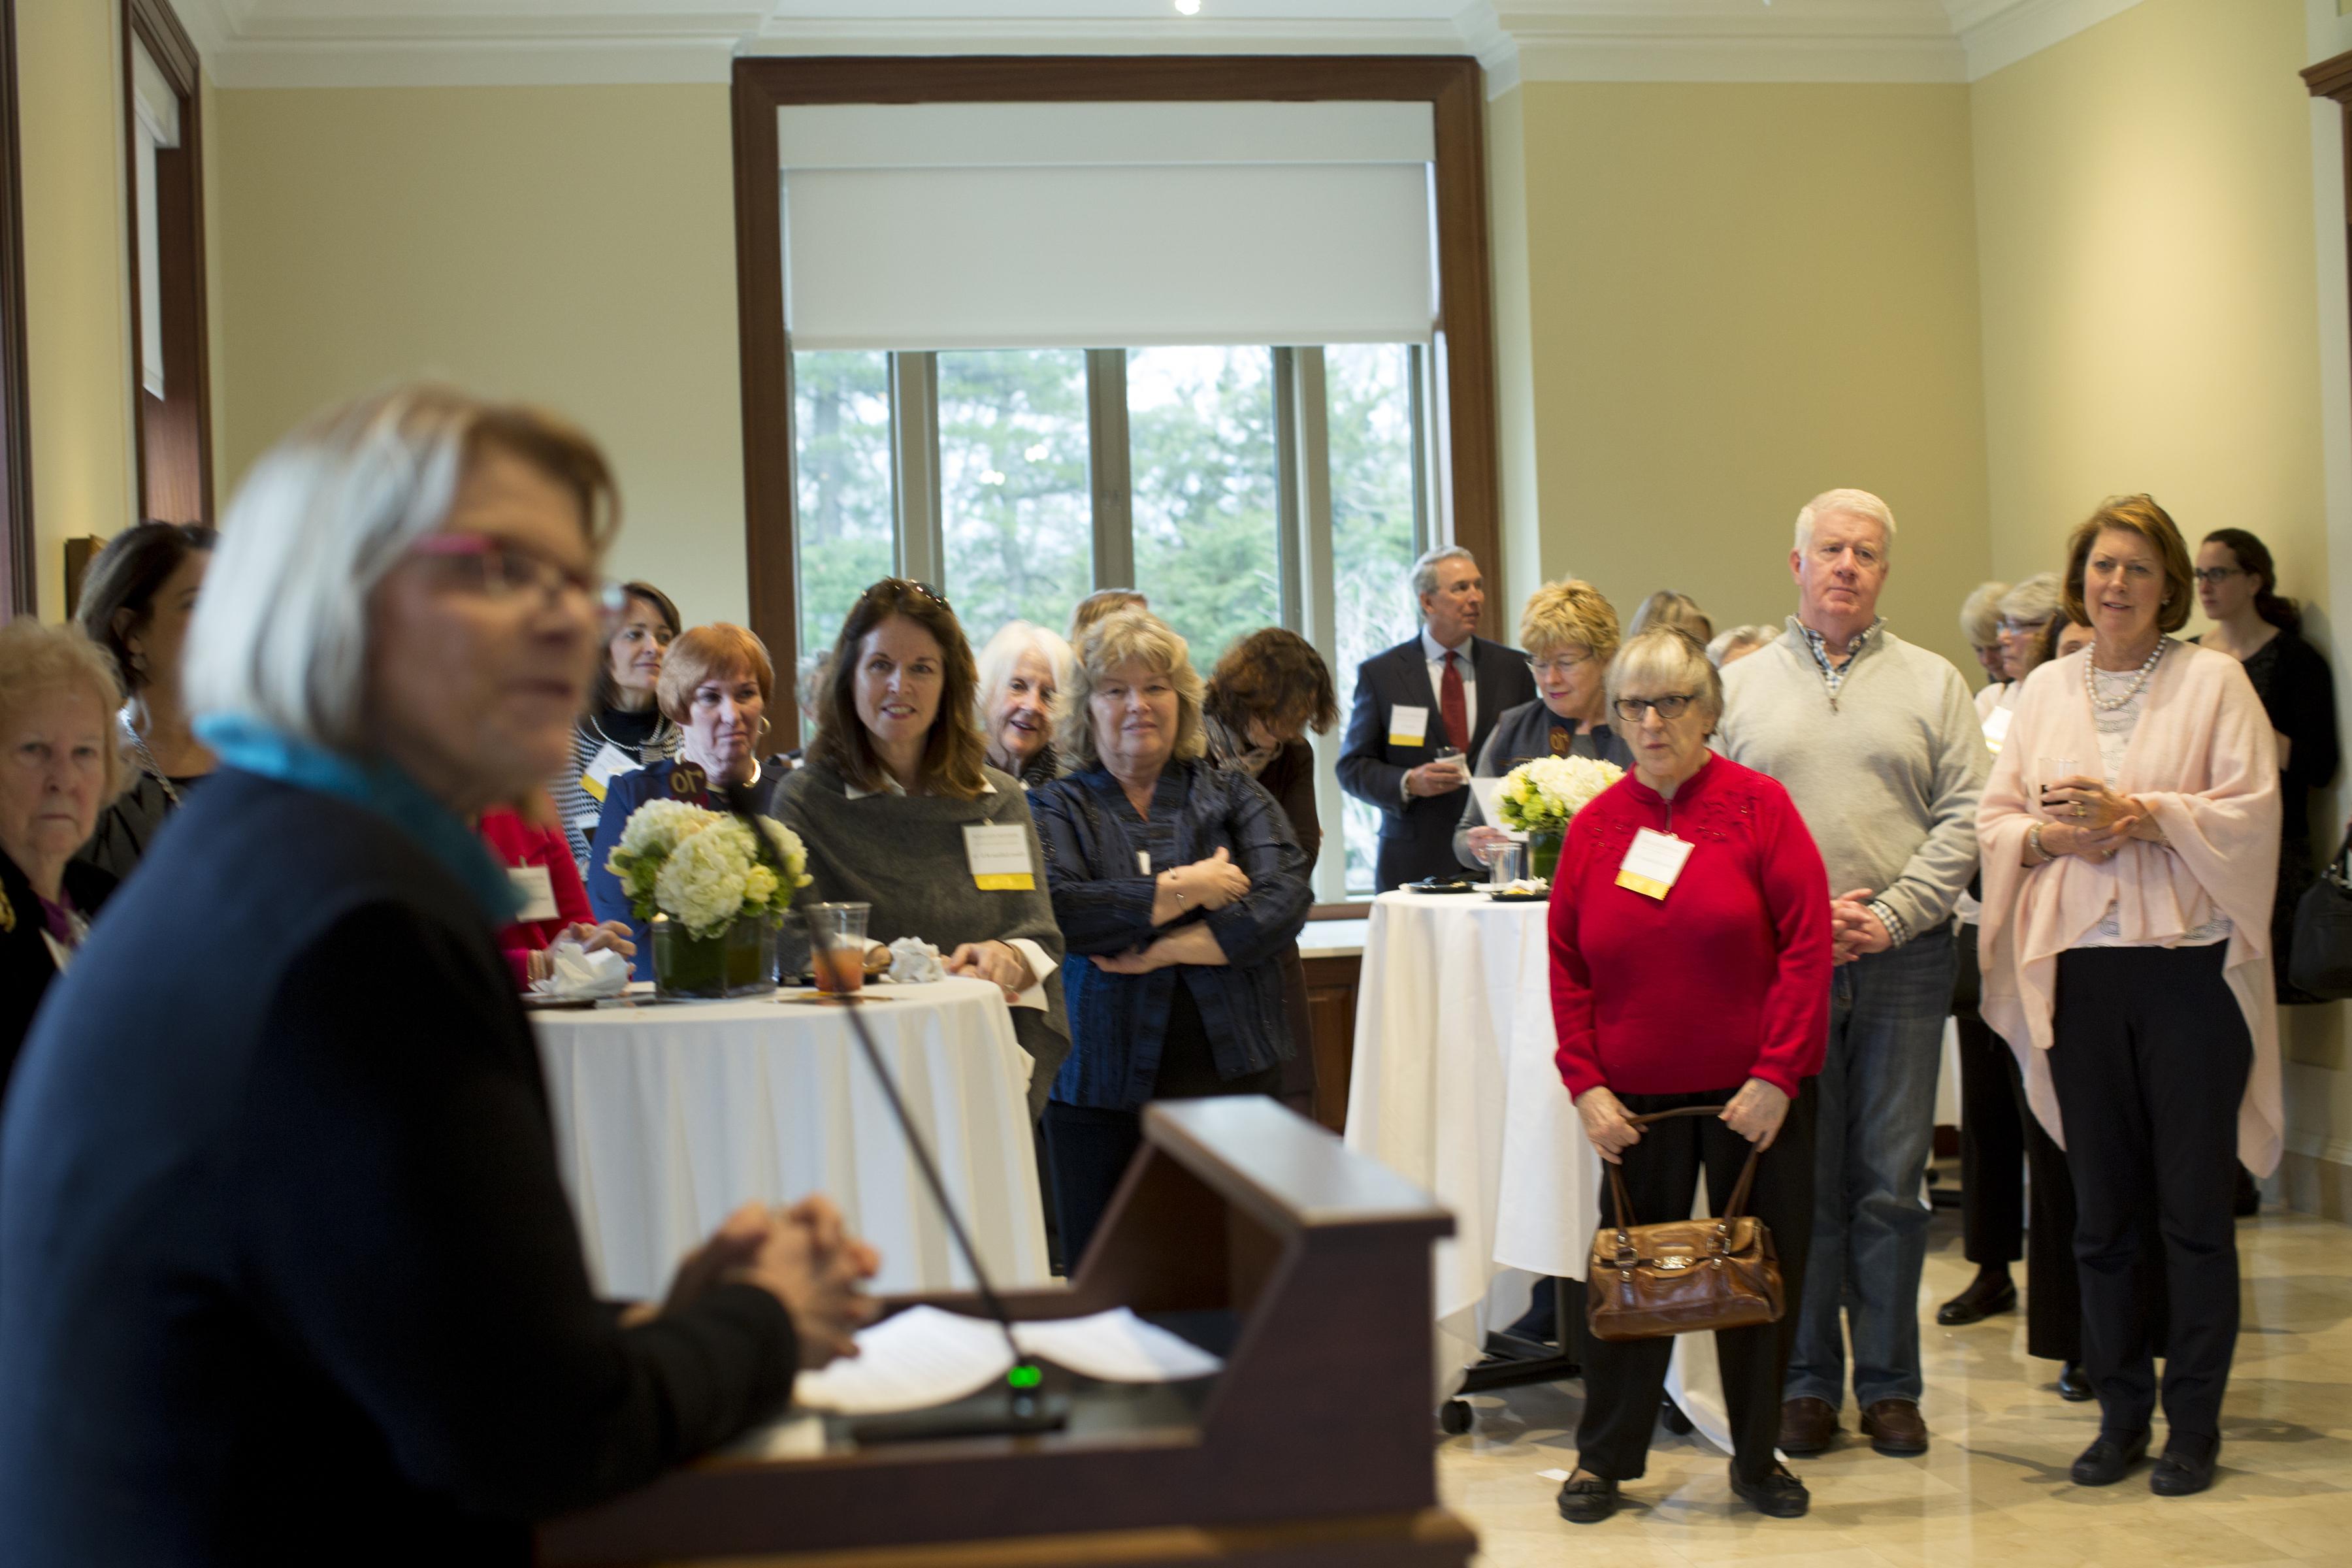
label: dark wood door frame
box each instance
[121,0,213,530]
[0,0,33,617]
[729,55,1498,727]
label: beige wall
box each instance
[18,0,138,621]
[1509,81,1992,675]
[210,84,750,627]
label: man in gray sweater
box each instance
[1716,488,1989,1462]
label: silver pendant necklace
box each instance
[121,712,182,808]
[2085,636,2166,711]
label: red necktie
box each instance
[1440,650,1469,753]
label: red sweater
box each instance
[1549,754,1831,1102]
[479,808,595,990]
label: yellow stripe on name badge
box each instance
[973,872,1036,891]
[1615,870,1673,900]
[580,772,608,803]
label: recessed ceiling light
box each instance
[1175,0,1201,14]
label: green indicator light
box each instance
[1007,1365,1043,1390]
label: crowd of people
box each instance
[0,383,2327,1554]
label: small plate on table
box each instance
[521,994,606,1011]
[1405,877,1480,895]
[1485,886,1551,904]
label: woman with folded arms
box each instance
[73,521,218,879]
[552,580,679,872]
[0,386,875,1564]
[1550,627,1831,1526]
[1459,580,1634,870]
[778,579,1070,1117]
[0,621,124,1096]
[1980,495,2281,1499]
[1029,610,1311,1260]
[975,619,1074,789]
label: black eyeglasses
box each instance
[2191,567,2242,586]
[864,578,952,612]
[1613,693,1697,722]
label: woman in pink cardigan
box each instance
[1978,496,2281,1500]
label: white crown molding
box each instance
[1495,1,1964,86]
[1946,0,2146,82]
[743,16,1473,58]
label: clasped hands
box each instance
[524,921,636,984]
[2035,776,2159,863]
[1573,1079,1789,1166]
[1828,888,1891,966]
[630,1196,881,1371]
[943,939,1034,1002]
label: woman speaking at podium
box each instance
[0,387,877,1564]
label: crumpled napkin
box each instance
[532,936,631,1000]
[888,937,945,985]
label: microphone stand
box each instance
[809,921,1066,1441]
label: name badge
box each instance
[964,824,1036,890]
[1388,704,1430,749]
[1982,705,2013,754]
[1616,828,1693,901]
[1136,850,1151,875]
[579,743,638,807]
[508,866,560,923]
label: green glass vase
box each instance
[1527,826,1567,883]
[652,918,777,1001]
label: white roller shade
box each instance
[779,102,1437,351]
[131,39,180,401]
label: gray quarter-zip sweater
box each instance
[1714,618,1988,945]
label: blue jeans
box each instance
[1783,926,1955,1411]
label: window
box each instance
[938,350,1092,638]
[791,350,892,694]
[122,0,211,528]
[1126,346,1280,662]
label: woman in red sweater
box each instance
[1549,627,1833,1526]
[479,796,636,989]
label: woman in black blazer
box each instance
[0,387,876,1566]
[0,620,124,1096]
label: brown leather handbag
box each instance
[1584,1105,1784,1343]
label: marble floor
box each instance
[1438,1204,2352,1567]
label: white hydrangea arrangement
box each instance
[606,800,812,940]
[1496,754,1625,834]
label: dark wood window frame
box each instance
[728,55,1499,732]
[0,0,32,617]
[121,0,213,530]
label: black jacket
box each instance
[0,769,796,1565]
[1335,632,1537,889]
[0,849,114,1098]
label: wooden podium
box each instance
[538,1097,1474,1567]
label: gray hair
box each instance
[185,384,616,751]
[1793,487,1897,558]
[1705,624,1775,667]
[974,619,1074,723]
[1958,581,2010,647]
[1999,570,2063,628]
[1607,627,1724,729]
[1410,545,1478,603]
[1053,608,1206,770]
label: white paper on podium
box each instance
[792,1305,1224,1416]
[1467,777,1527,841]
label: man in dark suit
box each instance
[1339,547,1538,890]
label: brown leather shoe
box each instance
[1777,1396,1838,1456]
[1859,1398,1929,1456]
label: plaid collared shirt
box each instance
[1797,617,1886,701]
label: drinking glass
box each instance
[2037,757,2082,817]
[1487,841,1526,889]
[806,902,872,995]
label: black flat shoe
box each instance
[1556,1471,1620,1524]
[1935,1273,2018,1326]
[2057,1361,2094,1402]
[2151,1443,2218,1497]
[1729,1461,1810,1518]
[2070,1431,2149,1487]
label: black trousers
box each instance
[2049,946,2249,1446]
[1575,1085,1817,1485]
[1953,925,2024,1266]
[1998,1042,2085,1363]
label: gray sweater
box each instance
[1715,620,1987,945]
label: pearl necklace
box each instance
[2084,636,2167,711]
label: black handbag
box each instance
[2289,831,2352,1000]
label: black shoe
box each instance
[1556,1471,1620,1524]
[2057,1361,2094,1402]
[2151,1443,2219,1497]
[2234,1163,2261,1217]
[1729,1461,1810,1518]
[1935,1272,2019,1326]
[2070,1431,2149,1486]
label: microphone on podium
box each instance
[808,919,1068,1441]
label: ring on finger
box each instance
[2074,804,2086,818]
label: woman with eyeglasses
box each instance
[552,580,680,875]
[777,580,1070,1117]
[1458,580,1634,870]
[585,623,789,979]
[2191,528,2338,1006]
[1550,627,1831,1526]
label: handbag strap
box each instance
[1601,1104,1763,1250]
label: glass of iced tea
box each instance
[805,902,872,996]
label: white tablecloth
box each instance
[1344,890,1732,1448]
[534,977,1049,1301]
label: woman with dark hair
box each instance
[553,580,681,872]
[2193,528,2338,1004]
[72,521,216,879]
[777,580,1070,1117]
[1203,628,1338,1119]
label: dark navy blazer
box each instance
[585,757,784,980]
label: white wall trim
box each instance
[1949,0,2146,82]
